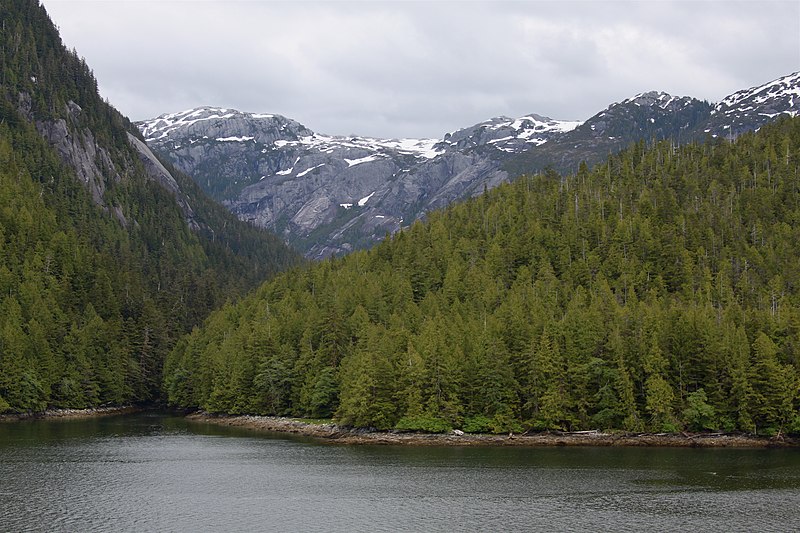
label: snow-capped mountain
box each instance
[443,114,582,152]
[504,91,712,176]
[139,107,580,258]
[138,72,799,259]
[140,107,313,145]
[704,71,800,138]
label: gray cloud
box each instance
[42,0,800,139]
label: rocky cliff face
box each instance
[140,108,315,202]
[26,95,203,231]
[139,108,581,258]
[33,100,117,208]
[139,72,799,259]
[127,133,199,230]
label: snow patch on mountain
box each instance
[140,106,577,166]
[358,191,376,207]
[272,133,443,160]
[216,136,255,142]
[297,164,325,177]
[345,155,381,167]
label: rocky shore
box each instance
[186,412,799,448]
[0,405,139,422]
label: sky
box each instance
[41,0,800,140]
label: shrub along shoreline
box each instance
[186,412,798,448]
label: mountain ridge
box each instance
[139,73,799,259]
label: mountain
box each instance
[139,109,581,258]
[503,92,712,176]
[509,72,799,175]
[164,116,800,435]
[703,71,800,138]
[0,0,300,413]
[139,72,799,259]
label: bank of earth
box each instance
[186,412,799,448]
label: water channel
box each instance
[1,412,799,531]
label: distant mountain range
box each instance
[139,72,800,259]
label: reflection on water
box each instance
[1,413,799,532]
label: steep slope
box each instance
[141,73,798,259]
[0,0,300,413]
[165,116,800,435]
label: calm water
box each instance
[1,413,799,532]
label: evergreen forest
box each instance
[0,0,300,413]
[166,117,800,436]
[2,0,799,440]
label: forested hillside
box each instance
[0,0,299,413]
[166,117,800,436]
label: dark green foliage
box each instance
[165,116,800,434]
[0,0,300,413]
[682,388,717,431]
[395,415,452,434]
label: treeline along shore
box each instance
[186,412,799,448]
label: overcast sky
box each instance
[41,0,800,139]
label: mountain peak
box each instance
[621,91,694,110]
[444,113,582,152]
[704,71,799,137]
[140,106,308,143]
[715,71,800,116]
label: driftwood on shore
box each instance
[186,412,799,448]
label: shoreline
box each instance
[186,412,799,448]
[0,405,140,422]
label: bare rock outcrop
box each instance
[35,101,118,207]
